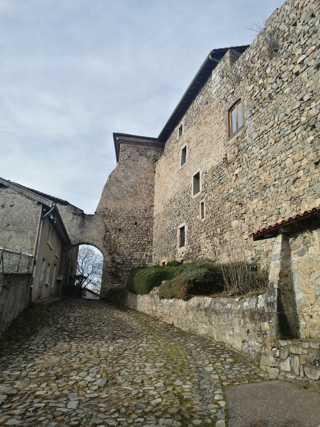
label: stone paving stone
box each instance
[0,300,270,426]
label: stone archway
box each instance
[55,204,113,297]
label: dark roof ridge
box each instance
[158,45,250,142]
[113,132,165,162]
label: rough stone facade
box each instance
[0,179,80,303]
[153,0,320,266]
[268,219,320,341]
[52,0,319,299]
[0,184,40,255]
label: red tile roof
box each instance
[252,206,320,240]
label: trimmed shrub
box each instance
[127,265,182,295]
[127,258,268,300]
[159,266,223,301]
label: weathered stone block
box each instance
[280,358,291,372]
[304,366,320,380]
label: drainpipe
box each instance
[29,204,55,308]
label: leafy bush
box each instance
[127,258,268,300]
[159,265,223,300]
[127,264,183,295]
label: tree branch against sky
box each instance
[76,245,103,293]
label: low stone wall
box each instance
[260,338,320,392]
[0,273,31,336]
[109,287,278,362]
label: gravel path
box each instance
[0,299,269,427]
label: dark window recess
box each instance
[179,124,183,137]
[118,228,121,231]
[179,226,185,248]
[200,202,205,219]
[162,262,166,266]
[134,222,137,225]
[181,146,187,166]
[193,172,200,196]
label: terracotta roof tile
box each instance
[252,206,320,239]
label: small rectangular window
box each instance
[228,99,243,137]
[200,201,205,220]
[179,226,185,248]
[192,172,200,196]
[180,145,187,167]
[179,124,183,137]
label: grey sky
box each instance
[1,0,285,213]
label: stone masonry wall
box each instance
[0,185,40,255]
[96,144,163,295]
[0,273,31,336]
[260,338,320,392]
[268,219,320,340]
[153,0,320,268]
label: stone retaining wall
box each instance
[0,273,31,336]
[261,338,320,392]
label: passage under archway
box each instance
[75,244,103,299]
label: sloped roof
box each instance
[0,179,71,205]
[113,132,165,162]
[157,45,250,142]
[252,207,320,241]
[0,177,72,244]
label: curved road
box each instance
[0,300,319,427]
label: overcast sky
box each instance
[0,0,285,214]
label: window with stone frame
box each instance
[178,124,183,137]
[228,99,243,138]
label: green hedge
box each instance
[127,264,184,295]
[159,265,223,300]
[127,259,268,300]
[127,259,222,298]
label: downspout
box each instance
[29,203,55,308]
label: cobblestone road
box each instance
[0,300,270,427]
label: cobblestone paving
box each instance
[0,300,270,427]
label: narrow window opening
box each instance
[162,261,166,266]
[178,124,183,137]
[200,202,205,220]
[179,226,185,248]
[118,228,121,232]
[181,146,187,167]
[193,172,200,196]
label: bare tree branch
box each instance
[76,245,103,292]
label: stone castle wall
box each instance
[95,143,164,295]
[153,0,320,267]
